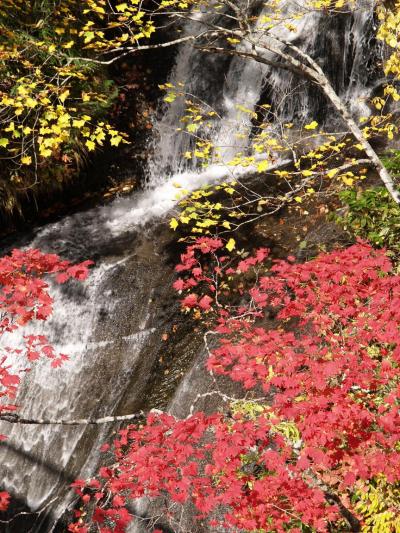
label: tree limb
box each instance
[0,411,145,425]
[194,24,400,203]
[68,32,216,65]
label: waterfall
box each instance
[149,0,378,179]
[0,1,379,531]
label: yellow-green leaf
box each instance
[84,31,95,44]
[304,121,318,130]
[170,218,179,230]
[21,155,32,165]
[226,238,236,252]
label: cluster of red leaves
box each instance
[0,491,10,511]
[0,248,92,511]
[208,241,400,485]
[70,240,400,532]
[174,237,268,313]
[69,410,337,533]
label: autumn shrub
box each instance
[70,240,400,532]
[0,0,128,213]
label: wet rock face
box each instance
[0,221,207,533]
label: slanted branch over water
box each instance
[0,412,145,426]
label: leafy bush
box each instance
[381,150,400,178]
[71,241,400,532]
[338,187,400,256]
[0,0,128,213]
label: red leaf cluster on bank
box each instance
[69,240,400,532]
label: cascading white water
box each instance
[258,0,380,122]
[149,0,378,180]
[0,1,379,531]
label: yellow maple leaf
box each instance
[59,90,70,103]
[21,155,32,165]
[257,160,269,172]
[39,146,52,157]
[170,218,179,231]
[85,139,96,151]
[342,176,354,186]
[327,168,339,178]
[226,238,236,252]
[73,119,86,128]
[110,135,123,147]
[304,121,318,130]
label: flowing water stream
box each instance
[0,2,379,531]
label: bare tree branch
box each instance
[0,411,145,425]
[68,32,216,65]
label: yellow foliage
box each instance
[304,120,318,130]
[377,3,400,78]
[170,218,179,230]
[355,476,400,533]
[225,238,236,252]
[168,181,249,242]
[257,160,269,172]
[0,0,129,179]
